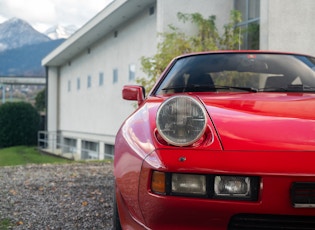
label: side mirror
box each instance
[122,85,145,106]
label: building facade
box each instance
[41,0,315,160]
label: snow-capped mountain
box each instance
[44,24,78,39]
[0,17,66,76]
[0,18,51,52]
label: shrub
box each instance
[35,88,46,112]
[0,102,40,148]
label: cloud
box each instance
[0,0,112,31]
[0,0,56,23]
[0,15,6,23]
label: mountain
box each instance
[0,39,65,76]
[0,18,51,52]
[44,24,78,39]
[0,17,66,76]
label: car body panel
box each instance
[201,92,315,151]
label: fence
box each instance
[37,131,114,160]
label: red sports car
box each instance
[113,51,315,230]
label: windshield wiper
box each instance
[214,85,258,92]
[162,85,258,92]
[260,84,315,92]
[161,86,187,92]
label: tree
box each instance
[35,88,46,112]
[137,10,242,93]
[0,102,40,148]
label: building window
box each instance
[113,68,118,83]
[68,80,71,92]
[99,72,104,86]
[77,77,80,90]
[63,138,77,153]
[105,144,114,158]
[129,64,136,81]
[87,75,92,88]
[234,0,260,50]
[82,140,99,159]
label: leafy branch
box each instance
[137,10,243,93]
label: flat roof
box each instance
[42,0,155,67]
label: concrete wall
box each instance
[260,0,315,55]
[56,3,158,144]
[47,67,59,132]
[157,0,233,38]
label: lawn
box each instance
[0,218,11,230]
[0,146,71,166]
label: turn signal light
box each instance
[151,171,166,194]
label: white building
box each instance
[41,0,315,160]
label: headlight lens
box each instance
[156,96,207,146]
[172,173,206,195]
[214,176,251,198]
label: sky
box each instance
[0,0,113,32]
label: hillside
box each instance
[0,39,65,76]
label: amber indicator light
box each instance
[151,171,166,194]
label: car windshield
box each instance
[154,53,315,95]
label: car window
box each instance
[154,53,315,95]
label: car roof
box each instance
[174,50,315,60]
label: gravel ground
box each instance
[0,162,114,230]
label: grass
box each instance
[0,146,71,167]
[0,216,13,230]
[0,217,12,230]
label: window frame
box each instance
[234,0,260,50]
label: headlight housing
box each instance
[151,171,260,201]
[156,96,207,146]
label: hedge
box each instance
[0,102,40,148]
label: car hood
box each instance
[200,93,315,151]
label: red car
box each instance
[113,51,315,230]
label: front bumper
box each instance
[136,149,315,229]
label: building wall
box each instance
[57,3,158,145]
[157,0,233,38]
[47,67,58,133]
[260,0,315,55]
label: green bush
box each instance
[35,88,46,112]
[0,102,40,148]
